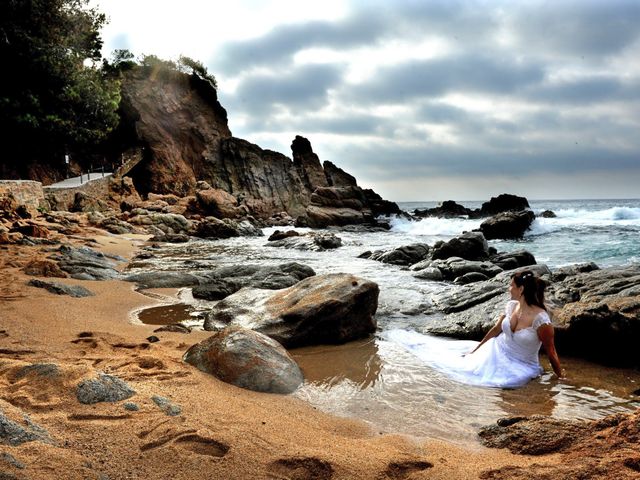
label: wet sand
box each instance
[0,233,563,479]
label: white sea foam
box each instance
[389,215,481,236]
[527,207,640,236]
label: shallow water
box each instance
[132,198,640,445]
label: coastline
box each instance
[0,231,561,479]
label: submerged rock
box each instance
[369,243,430,266]
[267,232,342,251]
[183,326,303,394]
[205,273,379,348]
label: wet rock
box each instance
[27,279,94,298]
[479,415,587,455]
[488,250,537,270]
[205,273,379,348]
[154,323,192,334]
[454,272,489,285]
[193,263,316,300]
[268,233,342,251]
[313,232,342,249]
[0,400,51,446]
[192,278,240,301]
[22,259,67,278]
[551,262,599,282]
[267,230,300,241]
[413,267,444,281]
[540,209,557,218]
[124,271,206,288]
[414,200,470,218]
[431,232,489,261]
[184,326,303,394]
[369,243,430,266]
[479,210,535,240]
[50,245,121,280]
[478,193,530,216]
[426,258,503,281]
[76,373,135,404]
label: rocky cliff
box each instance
[119,67,396,221]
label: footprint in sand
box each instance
[173,434,229,457]
[382,460,433,479]
[268,457,334,480]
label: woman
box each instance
[387,270,563,388]
[462,270,563,387]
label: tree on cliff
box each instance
[0,0,120,178]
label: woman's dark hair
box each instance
[512,270,547,311]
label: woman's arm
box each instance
[538,324,563,378]
[469,314,505,354]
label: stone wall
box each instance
[0,180,45,212]
[44,176,111,211]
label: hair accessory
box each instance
[520,272,534,280]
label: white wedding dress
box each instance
[386,300,551,388]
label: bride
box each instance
[388,270,563,388]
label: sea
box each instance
[133,198,640,446]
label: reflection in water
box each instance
[293,336,640,446]
[136,303,193,325]
[293,338,383,389]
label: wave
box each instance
[389,216,482,236]
[528,207,640,236]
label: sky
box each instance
[97,0,640,201]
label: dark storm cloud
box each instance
[509,0,640,57]
[342,54,544,105]
[225,64,343,115]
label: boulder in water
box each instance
[205,273,379,348]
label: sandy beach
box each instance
[0,230,565,479]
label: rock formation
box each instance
[118,67,396,224]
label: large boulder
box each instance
[477,410,640,479]
[489,250,537,270]
[205,273,379,348]
[479,210,535,240]
[369,244,430,266]
[183,326,303,394]
[196,188,241,218]
[431,232,490,261]
[478,193,530,216]
[127,210,191,234]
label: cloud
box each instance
[337,54,545,105]
[225,63,343,116]
[508,0,640,58]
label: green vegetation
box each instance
[0,0,217,179]
[0,0,122,173]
